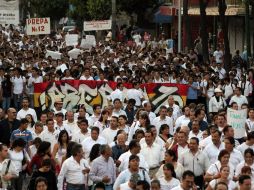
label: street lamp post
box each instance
[178,0,182,53]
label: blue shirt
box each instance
[10,128,33,144]
[187,82,199,99]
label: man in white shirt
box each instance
[171,170,196,190]
[88,104,101,126]
[175,106,190,130]
[0,144,19,189]
[39,119,59,151]
[237,131,254,155]
[58,144,90,190]
[80,68,94,80]
[203,130,225,164]
[126,82,144,107]
[213,47,223,64]
[109,82,124,103]
[229,87,248,109]
[82,127,106,159]
[118,140,149,172]
[101,116,119,144]
[167,95,181,121]
[188,120,203,141]
[152,106,174,135]
[112,99,127,117]
[63,111,79,134]
[17,97,37,122]
[54,112,72,137]
[72,119,91,144]
[143,101,156,122]
[140,129,164,177]
[178,137,210,189]
[53,98,67,116]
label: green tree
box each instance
[86,0,111,20]
[29,0,69,21]
[69,0,89,29]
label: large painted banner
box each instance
[0,0,19,25]
[34,80,189,114]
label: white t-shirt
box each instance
[209,179,237,190]
[158,177,180,190]
[17,108,37,122]
[213,50,223,63]
[11,76,26,94]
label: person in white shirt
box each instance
[175,106,190,130]
[237,132,254,155]
[81,127,106,159]
[54,112,72,137]
[126,82,144,107]
[229,87,248,109]
[167,96,182,121]
[152,106,174,136]
[203,130,225,164]
[140,129,164,178]
[213,47,223,64]
[117,140,149,172]
[39,119,59,152]
[17,97,37,122]
[246,109,254,133]
[58,144,90,190]
[88,104,101,126]
[188,120,203,141]
[63,111,79,134]
[109,82,124,103]
[209,88,227,113]
[238,75,253,98]
[101,116,119,144]
[216,64,226,79]
[112,98,127,117]
[171,170,195,190]
[72,119,91,144]
[27,67,43,108]
[80,67,94,80]
[53,98,67,116]
[0,144,19,189]
[143,101,156,122]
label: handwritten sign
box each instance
[227,108,247,139]
[65,34,79,46]
[80,35,96,49]
[26,17,50,35]
[45,50,62,60]
[83,20,112,31]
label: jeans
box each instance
[13,94,23,111]
[105,184,113,190]
[66,183,85,190]
[2,97,11,111]
[12,172,25,190]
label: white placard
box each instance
[26,17,50,35]
[65,34,79,46]
[227,108,247,139]
[68,48,83,59]
[0,0,19,25]
[46,50,62,60]
[83,20,112,31]
[80,35,96,49]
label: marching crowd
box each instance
[0,24,253,190]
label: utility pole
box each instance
[244,0,251,67]
[112,0,116,41]
[178,0,182,53]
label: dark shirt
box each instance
[112,143,128,161]
[124,107,136,125]
[0,119,20,146]
[1,80,12,97]
[28,169,57,190]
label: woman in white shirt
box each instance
[94,109,110,133]
[158,163,180,190]
[206,165,237,190]
[9,138,30,190]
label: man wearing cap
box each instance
[209,88,226,113]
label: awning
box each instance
[188,6,245,16]
[154,11,173,23]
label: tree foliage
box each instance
[86,0,111,20]
[29,0,69,20]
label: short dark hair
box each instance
[224,136,235,146]
[80,119,88,125]
[214,181,228,190]
[218,149,230,161]
[93,104,101,111]
[41,159,51,167]
[0,144,7,151]
[20,118,29,125]
[190,137,199,145]
[136,180,150,190]
[35,177,48,188]
[46,118,54,124]
[113,98,121,104]
[12,138,26,149]
[72,144,82,156]
[222,125,232,135]
[129,140,139,150]
[91,126,100,134]
[94,182,105,190]
[182,170,195,180]
[238,175,251,185]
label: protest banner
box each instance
[26,17,50,35]
[83,20,112,31]
[227,108,247,139]
[34,80,188,114]
[45,50,62,60]
[0,0,19,25]
[80,35,96,49]
[68,48,83,59]
[65,34,79,46]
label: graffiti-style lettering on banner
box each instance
[34,80,189,114]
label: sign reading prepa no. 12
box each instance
[26,17,50,35]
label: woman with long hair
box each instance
[26,114,35,131]
[155,149,184,180]
[94,109,110,133]
[157,163,180,190]
[206,166,237,190]
[52,130,70,166]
